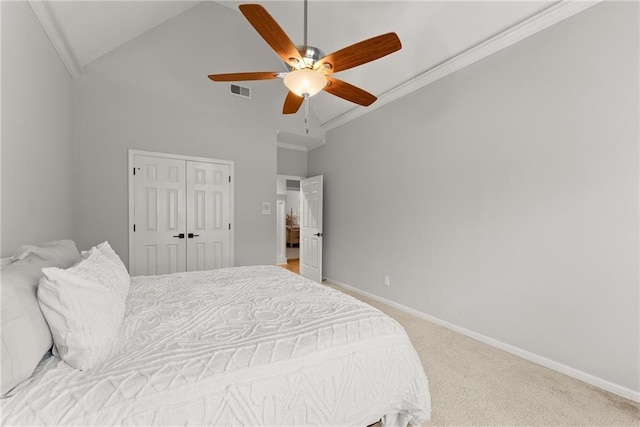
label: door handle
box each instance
[173,233,185,239]
[314,232,323,237]
[188,233,200,238]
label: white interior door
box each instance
[300,175,323,282]
[132,155,187,276]
[186,161,231,271]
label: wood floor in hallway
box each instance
[279,258,299,274]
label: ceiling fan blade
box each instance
[324,77,377,106]
[316,33,401,74]
[283,91,304,114]
[239,4,303,68]
[208,72,278,82]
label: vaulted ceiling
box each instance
[33,0,598,134]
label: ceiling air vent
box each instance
[230,84,251,98]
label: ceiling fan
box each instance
[207,1,402,116]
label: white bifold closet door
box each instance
[132,154,231,276]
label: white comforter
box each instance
[2,266,430,426]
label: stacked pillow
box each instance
[81,241,131,298]
[8,239,82,268]
[38,242,130,370]
[1,240,130,397]
[1,240,82,396]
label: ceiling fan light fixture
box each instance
[208,4,402,115]
[283,69,327,97]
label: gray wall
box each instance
[72,2,321,266]
[1,2,74,257]
[277,147,308,177]
[309,2,639,394]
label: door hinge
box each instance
[228,176,231,183]
[228,223,231,230]
[133,167,136,176]
[133,224,136,232]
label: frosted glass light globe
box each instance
[283,69,327,97]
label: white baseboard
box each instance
[325,277,640,404]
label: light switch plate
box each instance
[261,202,271,215]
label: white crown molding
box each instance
[277,142,308,152]
[322,0,601,132]
[306,140,325,151]
[326,277,640,403]
[28,0,83,79]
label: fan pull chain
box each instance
[304,94,309,134]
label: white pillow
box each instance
[37,249,126,370]
[1,240,81,396]
[82,242,130,298]
[95,241,127,271]
[1,260,55,396]
[0,257,13,269]
[12,239,81,268]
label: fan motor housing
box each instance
[287,45,326,70]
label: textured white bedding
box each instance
[2,266,430,426]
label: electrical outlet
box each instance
[384,275,390,286]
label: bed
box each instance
[1,242,430,426]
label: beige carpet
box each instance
[326,283,640,426]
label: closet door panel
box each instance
[186,161,231,271]
[132,155,187,276]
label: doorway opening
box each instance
[277,175,302,274]
[276,174,324,281]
